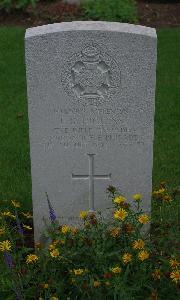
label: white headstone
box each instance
[25,21,157,241]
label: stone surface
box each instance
[25,21,157,241]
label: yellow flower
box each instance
[50,297,59,300]
[0,240,12,252]
[11,200,21,208]
[79,211,88,219]
[169,258,180,269]
[113,195,126,205]
[122,253,132,264]
[152,269,161,280]
[23,224,32,230]
[74,268,84,276]
[61,225,71,234]
[170,269,180,283]
[132,239,145,250]
[21,212,33,218]
[109,227,121,237]
[93,281,101,288]
[111,267,121,274]
[138,250,149,261]
[43,283,49,289]
[26,254,39,264]
[133,194,142,201]
[138,214,150,224]
[0,226,6,236]
[163,195,172,203]
[1,211,16,219]
[50,249,60,258]
[114,208,128,221]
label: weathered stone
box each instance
[25,21,157,241]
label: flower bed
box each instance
[0,184,179,299]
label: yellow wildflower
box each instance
[26,254,39,264]
[1,211,16,219]
[111,267,121,274]
[170,269,180,283]
[74,268,84,275]
[43,283,49,289]
[50,249,60,258]
[50,297,58,300]
[138,214,150,224]
[79,211,88,219]
[23,224,32,230]
[133,194,142,201]
[109,227,121,237]
[0,240,12,252]
[122,253,132,264]
[114,208,128,221]
[152,269,161,280]
[132,239,145,250]
[0,226,5,236]
[163,195,172,203]
[93,281,101,288]
[169,258,180,269]
[61,225,71,234]
[11,200,21,208]
[113,195,126,205]
[138,250,149,261]
[21,212,33,218]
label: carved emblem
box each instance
[61,44,121,106]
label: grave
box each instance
[25,21,157,241]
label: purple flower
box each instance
[46,192,57,222]
[4,251,13,268]
[16,213,24,235]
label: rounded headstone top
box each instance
[25,21,156,39]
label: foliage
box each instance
[80,0,138,23]
[0,185,179,299]
[0,0,38,12]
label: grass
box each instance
[0,27,180,212]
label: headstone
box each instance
[25,21,157,241]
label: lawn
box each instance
[0,27,180,212]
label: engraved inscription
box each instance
[72,154,111,211]
[61,44,121,106]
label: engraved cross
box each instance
[72,154,111,211]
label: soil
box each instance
[0,0,180,28]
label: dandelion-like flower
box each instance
[109,227,121,237]
[138,214,150,224]
[114,208,128,221]
[152,269,161,280]
[73,268,84,275]
[0,226,5,236]
[23,224,32,230]
[138,250,149,261]
[21,212,33,219]
[11,200,21,208]
[79,211,88,219]
[133,194,142,201]
[132,239,145,250]
[93,281,101,288]
[61,225,71,234]
[26,254,39,264]
[170,269,180,283]
[110,266,121,274]
[46,193,57,223]
[113,195,126,205]
[122,253,132,264]
[0,240,12,252]
[50,249,60,258]
[50,297,59,300]
[1,211,16,219]
[169,258,180,269]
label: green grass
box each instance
[0,27,180,211]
